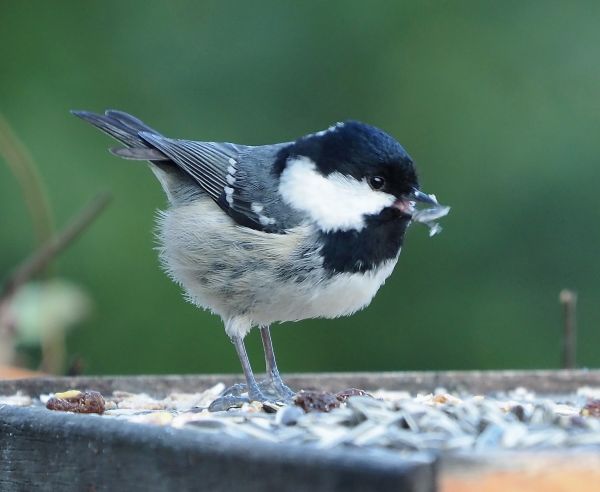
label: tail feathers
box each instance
[71,110,167,160]
[109,146,168,160]
[104,109,161,135]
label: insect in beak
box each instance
[410,188,439,205]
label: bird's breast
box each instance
[250,253,400,324]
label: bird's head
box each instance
[276,121,437,232]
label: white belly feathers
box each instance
[156,197,398,337]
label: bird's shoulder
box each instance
[139,133,306,233]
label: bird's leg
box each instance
[208,335,267,412]
[232,335,265,402]
[260,326,296,401]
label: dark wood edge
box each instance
[0,405,436,492]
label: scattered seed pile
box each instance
[2,385,600,452]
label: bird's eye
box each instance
[368,176,385,190]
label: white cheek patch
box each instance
[278,156,395,231]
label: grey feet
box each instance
[209,327,294,412]
[208,379,296,412]
[268,379,296,400]
[208,395,249,412]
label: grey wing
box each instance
[139,132,302,233]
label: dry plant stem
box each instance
[0,192,110,372]
[40,330,66,375]
[0,192,111,303]
[0,114,55,245]
[560,289,577,370]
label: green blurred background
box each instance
[1,1,598,375]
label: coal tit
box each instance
[72,110,444,410]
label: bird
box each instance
[72,110,442,411]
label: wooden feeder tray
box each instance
[1,370,600,491]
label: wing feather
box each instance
[73,109,302,233]
[138,132,287,231]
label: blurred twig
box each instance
[0,114,55,245]
[0,116,110,374]
[559,289,577,369]
[0,192,111,304]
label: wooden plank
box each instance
[441,452,600,492]
[1,369,600,397]
[0,405,436,492]
[0,365,43,380]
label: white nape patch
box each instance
[227,166,236,175]
[313,121,345,138]
[278,157,395,232]
[226,174,236,185]
[251,202,264,213]
[228,158,237,166]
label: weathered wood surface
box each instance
[0,404,435,492]
[2,370,600,492]
[441,451,600,492]
[2,369,600,397]
[0,365,42,380]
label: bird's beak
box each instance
[410,188,439,205]
[393,188,438,215]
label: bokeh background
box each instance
[1,1,598,375]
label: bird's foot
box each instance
[222,378,295,401]
[208,383,269,412]
[208,379,296,412]
[269,380,296,400]
[208,394,252,412]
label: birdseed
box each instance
[3,384,600,453]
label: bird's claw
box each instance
[208,394,252,412]
[208,379,296,412]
